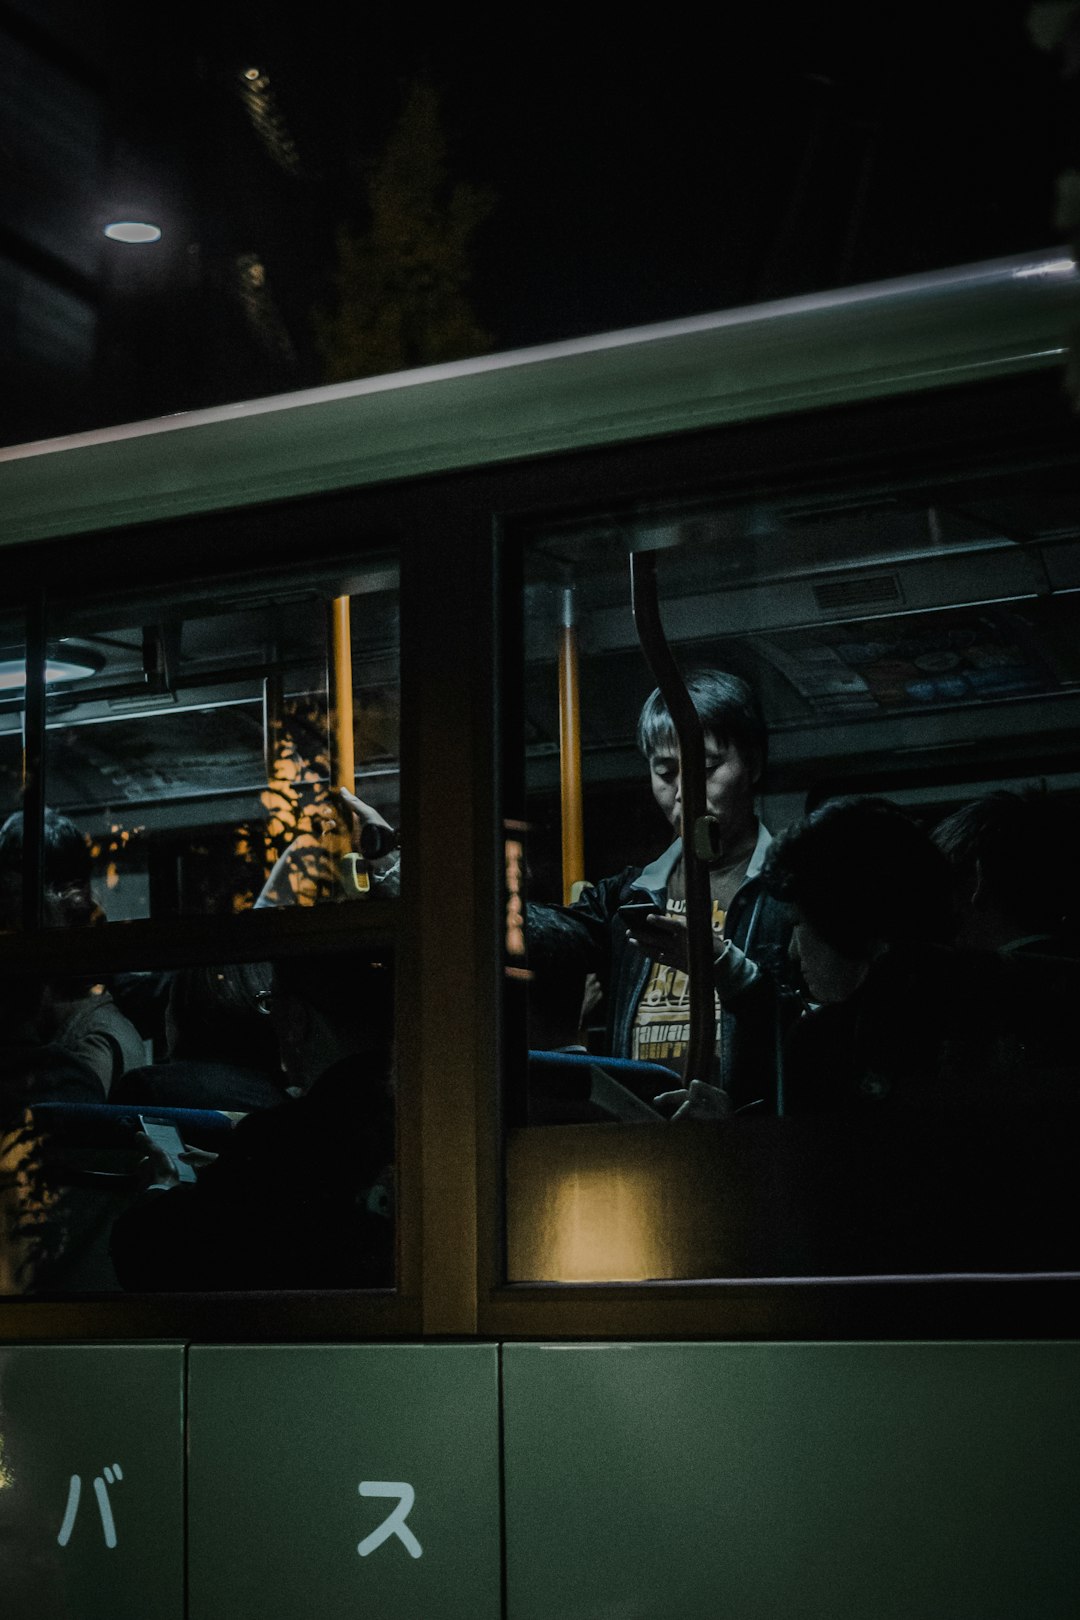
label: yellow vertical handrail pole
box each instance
[326,594,361,897]
[329,594,355,792]
[558,582,585,904]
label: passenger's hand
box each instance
[652,1079,732,1121]
[316,789,397,864]
[135,1133,218,1193]
[630,915,758,1001]
[628,911,691,969]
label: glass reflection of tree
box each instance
[0,1109,63,1293]
[255,695,337,907]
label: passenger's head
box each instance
[269,952,394,1091]
[0,808,97,926]
[932,790,1076,950]
[637,669,766,844]
[524,903,591,1050]
[762,797,953,1003]
[166,961,278,1072]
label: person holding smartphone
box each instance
[570,669,792,1116]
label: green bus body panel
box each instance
[0,1344,184,1620]
[0,252,1076,546]
[0,1340,1075,1616]
[503,1341,1080,1620]
[188,1344,501,1620]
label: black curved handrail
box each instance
[629,552,716,1087]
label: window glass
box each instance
[0,640,23,796]
[507,453,1080,1282]
[0,948,395,1295]
[0,627,30,931]
[40,563,400,923]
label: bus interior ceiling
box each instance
[522,454,1080,895]
[0,564,401,922]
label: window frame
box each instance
[0,491,431,1340]
[480,374,1080,1342]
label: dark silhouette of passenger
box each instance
[109,953,394,1290]
[0,809,144,1093]
[760,797,981,1112]
[0,874,104,1108]
[758,797,1080,1272]
[932,789,1079,955]
[111,962,287,1112]
[0,807,102,929]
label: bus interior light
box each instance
[0,645,104,692]
[104,222,162,244]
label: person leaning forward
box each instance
[569,670,792,1116]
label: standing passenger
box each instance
[571,670,791,1113]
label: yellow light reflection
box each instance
[0,1432,12,1490]
[545,1167,662,1282]
[0,1111,58,1293]
[507,1124,737,1283]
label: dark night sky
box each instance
[248,6,1068,341]
[1,2,1073,439]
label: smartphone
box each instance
[617,900,661,931]
[138,1117,197,1183]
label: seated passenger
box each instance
[109,954,394,1291]
[0,806,103,930]
[0,809,144,1094]
[932,789,1079,956]
[111,962,287,1112]
[760,797,960,1110]
[0,875,107,1108]
[759,796,1079,1113]
[571,669,791,1114]
[758,796,1080,1274]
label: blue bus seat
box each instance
[526,1050,678,1125]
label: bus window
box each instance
[0,948,395,1295]
[507,443,1080,1283]
[39,562,400,923]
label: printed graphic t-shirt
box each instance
[630,897,727,1068]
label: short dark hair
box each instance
[636,668,767,775]
[168,961,277,1069]
[525,903,590,1031]
[932,789,1074,936]
[0,809,92,891]
[761,797,953,958]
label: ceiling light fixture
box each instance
[0,645,104,693]
[104,222,162,244]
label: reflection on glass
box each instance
[0,950,395,1294]
[40,570,400,923]
[0,636,28,936]
[510,462,1080,1281]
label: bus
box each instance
[0,248,1077,1619]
